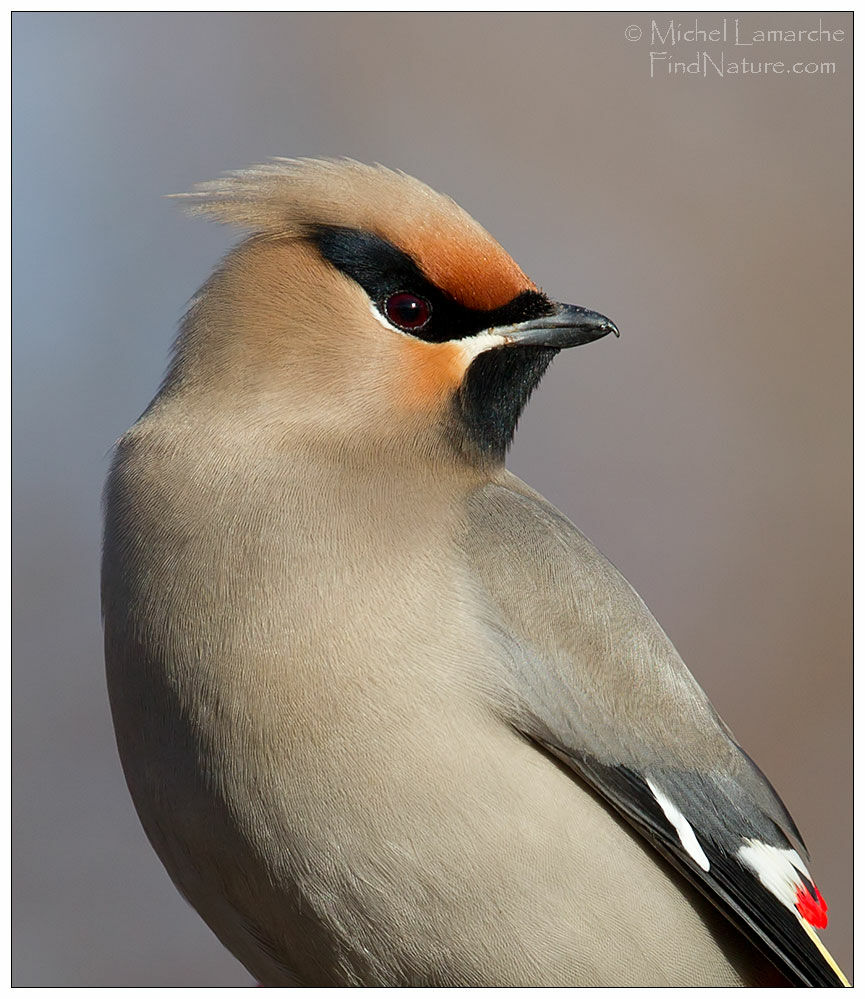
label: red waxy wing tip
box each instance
[795,881,828,929]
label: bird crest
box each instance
[173,157,536,311]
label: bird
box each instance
[102,158,849,987]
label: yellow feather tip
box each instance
[797,916,851,987]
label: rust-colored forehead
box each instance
[355,168,538,310]
[385,224,537,312]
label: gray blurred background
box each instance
[12,12,851,986]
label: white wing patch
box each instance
[737,838,811,911]
[646,778,710,871]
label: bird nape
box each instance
[102,158,848,987]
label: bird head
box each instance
[171,159,617,465]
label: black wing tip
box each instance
[699,843,847,987]
[547,750,848,987]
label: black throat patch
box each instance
[454,346,558,461]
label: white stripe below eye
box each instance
[646,778,711,871]
[369,301,406,335]
[369,303,506,359]
[737,839,811,911]
[455,332,508,361]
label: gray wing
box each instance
[460,474,846,987]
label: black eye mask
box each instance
[310,225,554,344]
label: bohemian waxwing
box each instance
[102,159,849,987]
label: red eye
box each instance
[384,292,431,331]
